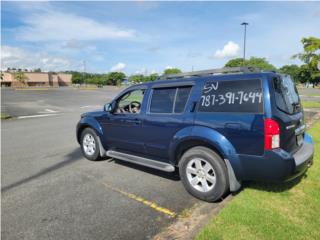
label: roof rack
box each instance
[159,66,260,80]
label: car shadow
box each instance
[1,148,83,193]
[104,157,181,181]
[241,173,306,193]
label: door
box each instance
[101,88,146,154]
[143,85,194,161]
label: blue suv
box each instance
[77,67,314,202]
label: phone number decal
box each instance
[198,79,263,113]
[200,91,262,107]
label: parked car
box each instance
[76,67,314,202]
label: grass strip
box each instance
[302,101,320,108]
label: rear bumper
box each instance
[286,134,314,181]
[239,133,314,182]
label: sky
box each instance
[1,1,320,75]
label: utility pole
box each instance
[241,22,249,65]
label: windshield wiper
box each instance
[292,102,301,112]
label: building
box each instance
[0,72,72,87]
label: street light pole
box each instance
[241,22,249,65]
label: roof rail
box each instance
[159,67,260,80]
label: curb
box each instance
[153,195,233,240]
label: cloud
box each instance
[135,67,148,75]
[16,11,136,42]
[110,62,126,72]
[62,39,87,49]
[214,41,240,59]
[146,46,161,52]
[1,45,71,71]
[313,10,320,18]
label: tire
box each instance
[179,146,229,202]
[80,128,101,161]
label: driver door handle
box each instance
[125,118,141,125]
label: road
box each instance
[1,87,199,240]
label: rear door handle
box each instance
[225,123,241,130]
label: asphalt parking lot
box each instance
[1,87,200,240]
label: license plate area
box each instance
[296,134,303,146]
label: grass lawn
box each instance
[302,101,320,108]
[196,121,320,240]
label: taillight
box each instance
[264,118,280,150]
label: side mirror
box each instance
[104,103,113,112]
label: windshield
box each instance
[273,75,301,114]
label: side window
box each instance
[116,89,144,114]
[150,86,192,114]
[150,88,176,113]
[174,87,192,113]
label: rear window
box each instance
[150,86,192,114]
[198,79,263,113]
[273,75,301,114]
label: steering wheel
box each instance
[129,101,141,113]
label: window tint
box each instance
[273,75,301,114]
[150,88,176,113]
[174,87,191,113]
[150,86,192,114]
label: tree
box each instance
[34,68,41,72]
[293,37,320,86]
[143,73,159,82]
[279,64,300,82]
[71,72,84,84]
[129,74,144,84]
[296,64,312,84]
[107,72,126,86]
[224,58,244,68]
[225,57,277,71]
[12,72,28,85]
[163,68,182,75]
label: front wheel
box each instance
[80,128,101,161]
[179,146,229,202]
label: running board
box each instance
[106,150,175,172]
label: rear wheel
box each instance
[179,146,229,202]
[80,128,101,161]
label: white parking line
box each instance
[38,109,60,114]
[45,108,58,113]
[80,105,101,109]
[17,114,60,119]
